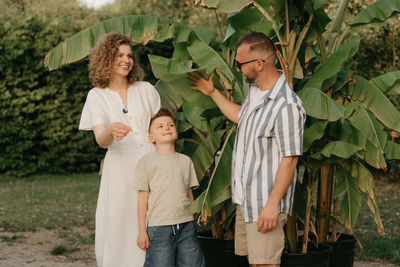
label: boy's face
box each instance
[148,116,178,145]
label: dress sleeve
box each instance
[79,89,108,130]
[135,157,149,191]
[187,158,199,189]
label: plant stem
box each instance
[312,5,327,63]
[331,197,339,242]
[183,138,202,146]
[302,185,312,253]
[212,208,224,239]
[285,0,289,41]
[316,164,334,242]
[252,1,286,59]
[193,128,206,142]
[289,14,313,81]
[393,24,397,71]
[214,10,223,41]
[285,203,298,253]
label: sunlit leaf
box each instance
[45,15,208,70]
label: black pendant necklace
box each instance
[123,106,128,113]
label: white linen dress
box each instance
[79,81,161,267]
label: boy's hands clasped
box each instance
[137,231,149,251]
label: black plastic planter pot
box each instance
[197,231,248,267]
[325,233,356,267]
[281,242,332,267]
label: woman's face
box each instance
[111,44,134,79]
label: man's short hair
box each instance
[149,108,174,129]
[236,32,276,63]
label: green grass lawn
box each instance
[0,173,399,264]
[0,173,99,231]
[353,178,400,265]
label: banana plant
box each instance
[45,0,400,250]
[192,0,400,253]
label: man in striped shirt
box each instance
[188,32,305,267]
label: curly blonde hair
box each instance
[89,32,144,88]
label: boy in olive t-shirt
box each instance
[135,108,205,267]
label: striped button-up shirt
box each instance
[231,72,306,222]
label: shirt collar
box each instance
[264,70,286,101]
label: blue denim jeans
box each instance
[144,220,205,267]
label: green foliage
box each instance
[50,245,68,255]
[0,2,107,176]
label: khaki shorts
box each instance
[234,205,288,265]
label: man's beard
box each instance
[244,68,258,83]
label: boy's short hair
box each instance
[149,108,174,129]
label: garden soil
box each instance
[0,227,95,267]
[0,227,397,267]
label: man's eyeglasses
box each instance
[236,59,265,70]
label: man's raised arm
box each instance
[188,72,240,124]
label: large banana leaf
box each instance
[155,80,182,112]
[303,36,360,90]
[190,127,236,215]
[182,101,209,132]
[310,141,363,159]
[303,120,328,152]
[349,0,400,27]
[370,71,400,96]
[362,139,387,169]
[187,39,236,84]
[223,2,273,46]
[384,140,400,160]
[346,75,400,132]
[341,160,385,234]
[335,167,362,231]
[344,102,387,154]
[297,87,344,121]
[192,129,227,181]
[338,121,367,149]
[44,15,210,70]
[149,55,216,109]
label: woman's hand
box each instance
[111,122,132,141]
[188,72,215,96]
[137,231,149,251]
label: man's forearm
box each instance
[210,89,240,124]
[266,156,298,209]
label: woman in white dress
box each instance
[79,32,161,267]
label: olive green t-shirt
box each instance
[135,152,199,227]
